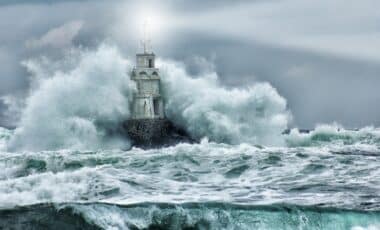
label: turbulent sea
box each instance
[1,45,380,229]
[1,127,380,229]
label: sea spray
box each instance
[159,60,291,146]
[5,44,293,151]
[8,45,135,151]
[0,127,11,151]
[5,43,379,151]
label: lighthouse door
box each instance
[153,98,160,116]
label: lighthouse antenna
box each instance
[141,19,152,53]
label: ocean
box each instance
[1,127,380,229]
[0,45,379,229]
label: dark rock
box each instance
[121,118,195,148]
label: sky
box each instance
[0,0,380,129]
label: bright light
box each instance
[137,8,165,39]
[113,2,178,52]
[130,4,172,48]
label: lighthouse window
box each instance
[148,59,153,68]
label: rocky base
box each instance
[122,118,194,148]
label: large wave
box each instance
[8,45,135,151]
[4,43,380,151]
[1,203,379,230]
[160,60,290,146]
[5,44,291,151]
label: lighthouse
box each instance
[122,20,192,147]
[123,21,170,146]
[130,46,165,119]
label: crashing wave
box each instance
[5,44,291,151]
[286,124,380,147]
[4,43,379,151]
[7,45,135,151]
[160,60,290,146]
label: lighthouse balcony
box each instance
[132,67,160,74]
[131,69,160,80]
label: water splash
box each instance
[8,45,135,151]
[160,60,291,146]
[5,44,293,151]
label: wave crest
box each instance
[286,124,380,147]
[160,60,291,146]
[4,44,292,151]
[8,45,135,151]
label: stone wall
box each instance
[122,118,194,148]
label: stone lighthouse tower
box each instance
[123,22,170,146]
[130,46,165,119]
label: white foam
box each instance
[286,123,380,147]
[8,45,135,151]
[0,166,120,209]
[6,44,292,151]
[352,226,380,230]
[0,127,11,152]
[159,60,291,146]
[0,140,379,211]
